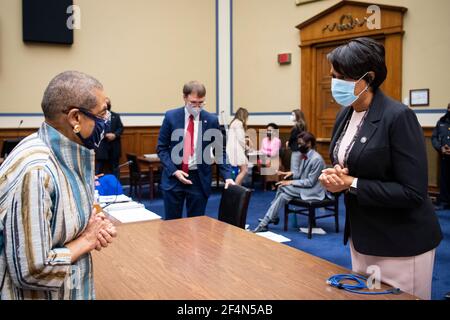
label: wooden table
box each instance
[92,216,415,300]
[137,156,161,199]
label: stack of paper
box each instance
[102,201,144,211]
[247,150,263,157]
[106,207,161,223]
[144,153,159,159]
[99,194,132,204]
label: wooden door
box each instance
[313,39,386,163]
[314,44,340,161]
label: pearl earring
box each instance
[73,124,81,133]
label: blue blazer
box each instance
[157,107,232,196]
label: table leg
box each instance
[149,164,154,200]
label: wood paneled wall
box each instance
[0,125,440,192]
[117,125,293,173]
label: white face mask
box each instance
[185,104,201,117]
[289,114,296,122]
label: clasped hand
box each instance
[319,165,355,193]
[84,209,117,252]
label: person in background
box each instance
[287,109,307,150]
[0,71,117,299]
[319,37,442,300]
[286,109,307,177]
[226,107,249,185]
[431,103,450,210]
[253,132,326,233]
[157,81,234,220]
[260,123,282,190]
[95,98,124,178]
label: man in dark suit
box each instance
[95,98,124,177]
[431,103,450,210]
[157,81,234,220]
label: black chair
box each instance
[284,194,339,239]
[1,138,23,158]
[126,153,151,201]
[218,185,252,229]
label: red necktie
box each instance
[182,115,194,173]
[301,154,308,160]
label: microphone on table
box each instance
[3,120,24,159]
[98,160,133,210]
[116,160,133,169]
[16,119,23,139]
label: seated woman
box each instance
[253,132,327,233]
[259,123,282,190]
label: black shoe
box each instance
[252,225,269,233]
[258,217,280,225]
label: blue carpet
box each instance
[132,185,449,300]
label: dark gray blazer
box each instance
[290,149,327,201]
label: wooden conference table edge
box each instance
[94,216,417,300]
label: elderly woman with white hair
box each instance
[0,71,117,299]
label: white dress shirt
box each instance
[184,107,200,170]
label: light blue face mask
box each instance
[331,72,369,107]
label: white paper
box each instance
[247,151,264,157]
[106,207,161,223]
[144,153,159,159]
[102,201,144,211]
[99,194,132,204]
[299,227,327,235]
[255,231,291,243]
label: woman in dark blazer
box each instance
[319,37,442,300]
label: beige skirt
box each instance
[349,240,436,300]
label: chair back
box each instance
[218,185,252,229]
[1,138,23,158]
[126,153,141,177]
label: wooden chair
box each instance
[284,194,339,239]
[126,153,151,201]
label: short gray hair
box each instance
[41,71,103,120]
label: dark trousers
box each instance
[439,156,450,204]
[163,170,208,220]
[96,158,120,178]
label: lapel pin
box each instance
[360,137,367,144]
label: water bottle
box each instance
[93,190,102,214]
